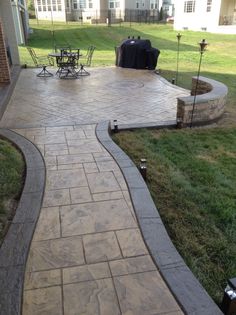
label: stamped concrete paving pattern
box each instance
[1,68,187,314]
[0,67,188,128]
[10,125,183,315]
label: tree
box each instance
[159,6,163,21]
[27,0,35,11]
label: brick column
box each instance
[0,20,11,85]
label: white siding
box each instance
[0,0,20,64]
[174,0,222,32]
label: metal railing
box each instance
[64,9,164,25]
[219,15,236,25]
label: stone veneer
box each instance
[0,20,10,85]
[177,76,228,127]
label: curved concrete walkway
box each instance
[0,67,189,314]
[18,124,183,315]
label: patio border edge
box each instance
[0,128,46,315]
[96,120,223,315]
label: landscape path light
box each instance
[139,158,147,181]
[113,119,118,133]
[221,277,236,315]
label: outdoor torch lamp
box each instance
[190,39,208,127]
[176,33,182,85]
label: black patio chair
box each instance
[77,46,96,76]
[54,44,71,53]
[26,47,53,77]
[54,45,71,66]
[70,48,81,69]
[56,49,79,79]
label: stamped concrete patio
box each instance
[0,67,189,315]
[0,67,188,129]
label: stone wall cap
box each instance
[178,76,228,104]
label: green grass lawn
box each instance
[113,127,236,305]
[20,20,236,125]
[0,138,25,243]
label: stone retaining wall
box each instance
[177,76,228,127]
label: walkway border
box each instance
[0,129,45,315]
[96,120,223,315]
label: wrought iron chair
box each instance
[26,47,53,77]
[56,49,80,79]
[77,46,96,76]
[54,45,71,67]
[70,48,81,69]
[54,44,71,53]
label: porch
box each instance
[219,0,236,25]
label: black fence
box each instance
[65,9,164,25]
[219,15,236,25]
[32,8,168,25]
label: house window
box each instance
[136,2,139,8]
[88,0,93,8]
[207,0,212,12]
[79,0,86,9]
[184,1,195,13]
[109,0,119,9]
[73,0,78,9]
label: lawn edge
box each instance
[96,120,223,315]
[0,129,46,315]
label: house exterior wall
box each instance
[220,0,234,16]
[11,0,29,45]
[35,0,67,21]
[174,0,222,32]
[174,0,236,33]
[219,0,236,24]
[0,0,20,65]
[0,20,11,84]
[36,0,161,22]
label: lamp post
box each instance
[50,0,55,51]
[176,33,182,85]
[190,39,208,128]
